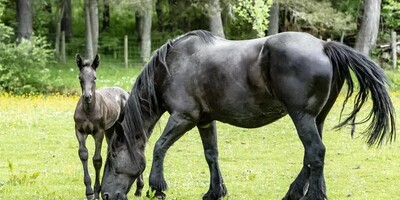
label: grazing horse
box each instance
[100,30,395,200]
[73,54,143,200]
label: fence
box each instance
[378,31,399,69]
[55,32,167,68]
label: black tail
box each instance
[323,41,396,146]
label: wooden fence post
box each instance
[124,35,128,68]
[340,32,345,43]
[391,31,397,70]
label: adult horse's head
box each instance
[76,54,99,104]
[101,121,146,200]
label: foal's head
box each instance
[76,54,100,104]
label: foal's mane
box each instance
[120,30,216,163]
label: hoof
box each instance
[146,190,166,200]
[86,194,95,200]
[134,189,142,197]
[202,183,228,200]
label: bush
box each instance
[0,35,54,94]
[0,1,54,94]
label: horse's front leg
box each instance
[149,113,197,199]
[76,129,94,200]
[198,121,227,200]
[92,130,105,200]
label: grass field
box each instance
[1,64,400,199]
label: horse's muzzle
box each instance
[83,94,92,103]
[102,192,127,200]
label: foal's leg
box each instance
[134,173,145,196]
[284,112,326,200]
[149,113,197,199]
[198,121,227,200]
[76,129,94,200]
[92,131,105,200]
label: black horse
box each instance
[100,30,395,200]
[73,54,143,199]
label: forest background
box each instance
[0,0,399,94]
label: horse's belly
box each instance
[211,100,287,128]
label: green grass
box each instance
[1,68,400,199]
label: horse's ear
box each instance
[76,54,83,69]
[92,54,100,70]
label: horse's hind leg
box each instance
[285,111,327,200]
[76,129,94,200]
[92,131,105,199]
[198,121,227,200]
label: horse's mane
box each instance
[121,30,216,166]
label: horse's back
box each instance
[160,31,335,127]
[94,87,129,130]
[97,87,129,120]
[161,34,288,127]
[97,87,129,105]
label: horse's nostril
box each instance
[116,192,120,200]
[102,192,110,200]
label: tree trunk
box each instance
[156,0,166,32]
[140,0,152,64]
[16,0,33,43]
[354,0,381,56]
[267,0,279,35]
[85,0,93,59]
[44,1,54,40]
[135,12,143,43]
[102,0,110,31]
[61,0,72,40]
[84,0,98,60]
[208,0,225,38]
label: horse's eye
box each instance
[112,152,117,158]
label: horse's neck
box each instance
[127,108,164,150]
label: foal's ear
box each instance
[76,54,83,69]
[92,54,100,70]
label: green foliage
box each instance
[233,0,272,37]
[283,0,357,38]
[382,0,400,31]
[0,34,54,94]
[6,160,40,186]
[0,0,52,94]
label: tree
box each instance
[267,0,279,35]
[16,0,33,43]
[102,0,110,31]
[138,0,152,64]
[85,0,99,60]
[233,0,272,37]
[355,0,381,56]
[208,0,225,38]
[280,0,356,39]
[61,0,72,40]
[156,0,167,32]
